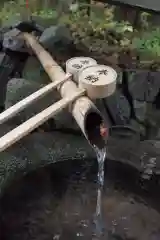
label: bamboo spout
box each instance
[23,33,106,148]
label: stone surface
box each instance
[0,125,95,196]
[39,25,73,50]
[133,100,147,122]
[103,90,131,125]
[128,70,160,103]
[22,57,50,85]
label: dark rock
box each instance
[22,56,50,85]
[0,128,94,197]
[116,70,123,85]
[39,25,73,52]
[108,136,160,177]
[133,100,147,122]
[128,70,160,103]
[129,119,145,136]
[103,90,131,125]
[31,16,59,28]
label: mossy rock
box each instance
[22,56,50,85]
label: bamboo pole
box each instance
[0,33,106,152]
[23,33,104,144]
[0,73,71,125]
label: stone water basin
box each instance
[1,158,160,240]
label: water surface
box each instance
[1,159,160,240]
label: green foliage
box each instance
[61,6,133,51]
[132,28,160,57]
[0,0,58,25]
[32,9,58,19]
[0,0,159,58]
[0,1,21,24]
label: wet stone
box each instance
[133,100,147,122]
[128,70,160,103]
[103,90,131,125]
[39,25,73,51]
[22,57,50,85]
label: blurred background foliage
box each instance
[0,0,160,58]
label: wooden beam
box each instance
[103,0,160,13]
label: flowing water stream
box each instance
[93,146,107,239]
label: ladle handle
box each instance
[0,73,71,125]
[0,89,85,152]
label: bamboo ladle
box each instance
[0,33,117,152]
